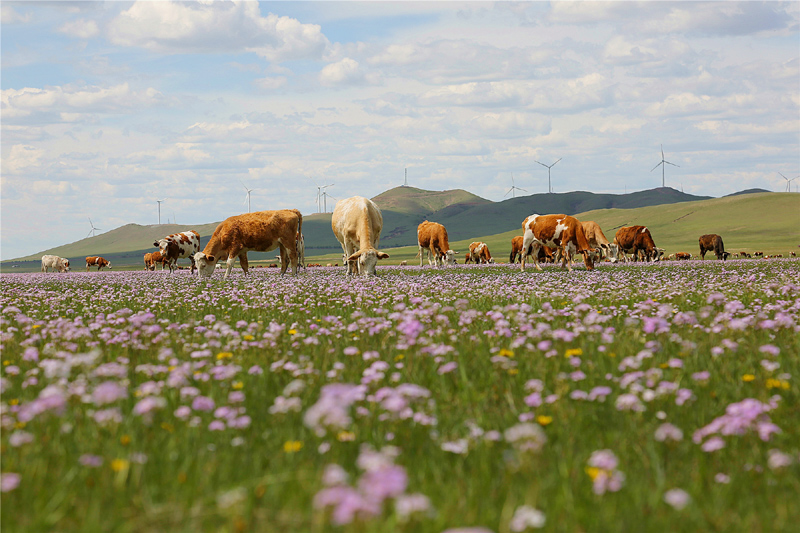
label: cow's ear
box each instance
[153,241,159,247]
[377,252,390,259]
[206,255,215,262]
[347,250,363,262]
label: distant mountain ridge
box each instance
[3,186,764,266]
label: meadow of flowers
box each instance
[1,259,798,532]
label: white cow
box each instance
[331,196,389,276]
[41,255,70,273]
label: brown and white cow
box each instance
[613,226,660,262]
[676,252,692,260]
[509,236,528,264]
[154,230,201,274]
[417,221,458,267]
[143,250,167,271]
[468,242,494,264]
[331,196,389,276]
[581,221,618,264]
[521,214,595,272]
[193,209,302,279]
[699,234,730,260]
[85,256,111,271]
[41,255,70,273]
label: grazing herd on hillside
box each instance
[41,195,796,276]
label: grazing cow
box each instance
[326,263,332,267]
[399,260,408,266]
[791,252,797,257]
[85,256,111,271]
[509,236,527,264]
[468,242,494,264]
[581,221,618,263]
[417,221,458,267]
[193,209,302,279]
[698,234,730,260]
[143,250,167,271]
[154,230,201,274]
[676,252,692,260]
[41,255,70,273]
[520,214,594,272]
[464,253,473,264]
[754,251,763,257]
[331,196,389,276]
[613,226,660,262]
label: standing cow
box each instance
[581,221,618,264]
[143,250,167,271]
[468,242,494,264]
[41,255,70,273]
[193,210,302,279]
[698,234,730,260]
[85,256,111,271]
[331,196,389,276]
[417,221,458,267]
[154,230,201,274]
[613,226,660,262]
[520,214,595,272]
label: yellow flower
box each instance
[395,354,405,361]
[216,352,233,360]
[565,348,583,357]
[508,368,519,376]
[243,334,254,341]
[161,422,174,433]
[111,459,130,472]
[283,440,303,453]
[766,378,781,389]
[537,415,553,426]
[14,421,26,429]
[2,360,9,366]
[232,381,244,390]
[9,399,19,406]
[337,431,356,442]
[585,467,601,481]
[120,435,131,446]
[742,374,756,382]
[498,348,514,357]
[32,324,42,329]
[659,363,669,369]
[288,329,297,335]
[608,352,616,358]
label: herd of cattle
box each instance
[40,196,795,276]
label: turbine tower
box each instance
[504,173,527,198]
[651,145,679,188]
[320,184,335,213]
[778,172,799,192]
[156,198,168,225]
[536,158,561,194]
[86,217,101,238]
[241,181,256,213]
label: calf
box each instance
[613,226,659,262]
[468,242,494,264]
[521,214,594,272]
[331,196,389,276]
[417,221,458,267]
[85,256,111,271]
[194,209,302,279]
[699,234,730,260]
[41,255,70,273]
[676,252,692,261]
[399,260,408,266]
[154,230,201,274]
[581,221,618,263]
[143,250,167,271]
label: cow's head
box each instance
[607,243,619,263]
[105,260,112,269]
[442,250,458,265]
[60,259,71,272]
[347,248,389,276]
[653,247,665,262]
[194,252,219,278]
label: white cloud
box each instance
[4,144,44,174]
[58,19,99,39]
[107,0,329,61]
[319,58,366,86]
[254,76,287,90]
[1,5,31,24]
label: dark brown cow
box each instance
[520,214,594,271]
[85,256,111,271]
[613,226,659,262]
[417,221,458,267]
[699,234,730,260]
[509,236,525,264]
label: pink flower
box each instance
[701,437,726,452]
[191,396,215,412]
[1,473,20,492]
[208,420,225,431]
[654,423,683,442]
[92,381,127,405]
[437,362,458,375]
[79,454,103,467]
[663,488,691,510]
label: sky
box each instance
[1,1,799,260]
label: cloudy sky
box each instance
[2,1,798,259]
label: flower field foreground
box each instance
[1,260,799,532]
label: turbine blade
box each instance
[665,161,679,167]
[535,161,547,168]
[777,172,787,180]
[87,229,93,238]
[552,158,562,166]
[518,187,528,192]
[650,162,663,172]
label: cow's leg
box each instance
[289,244,298,276]
[521,233,535,271]
[239,253,250,275]
[419,245,424,267]
[530,243,544,271]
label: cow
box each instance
[85,256,111,271]
[509,236,526,264]
[676,252,692,260]
[613,226,660,263]
[399,260,408,266]
[791,252,797,257]
[296,232,306,270]
[417,221,458,267]
[581,221,618,264]
[154,230,201,274]
[41,255,70,273]
[464,253,473,264]
[754,251,764,257]
[144,250,167,271]
[520,214,594,272]
[698,234,730,260]
[193,209,302,279]
[331,196,389,276]
[468,242,494,264]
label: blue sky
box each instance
[2,1,799,259]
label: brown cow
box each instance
[699,234,730,260]
[581,221,618,263]
[417,221,458,267]
[468,242,494,264]
[613,226,659,262]
[85,256,111,271]
[143,250,167,271]
[676,252,692,260]
[193,209,302,279]
[520,214,594,271]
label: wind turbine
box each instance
[536,158,561,194]
[651,145,679,188]
[156,198,168,225]
[241,181,256,213]
[321,184,335,213]
[778,172,799,192]
[505,173,527,198]
[86,217,101,238]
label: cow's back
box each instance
[332,196,382,248]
